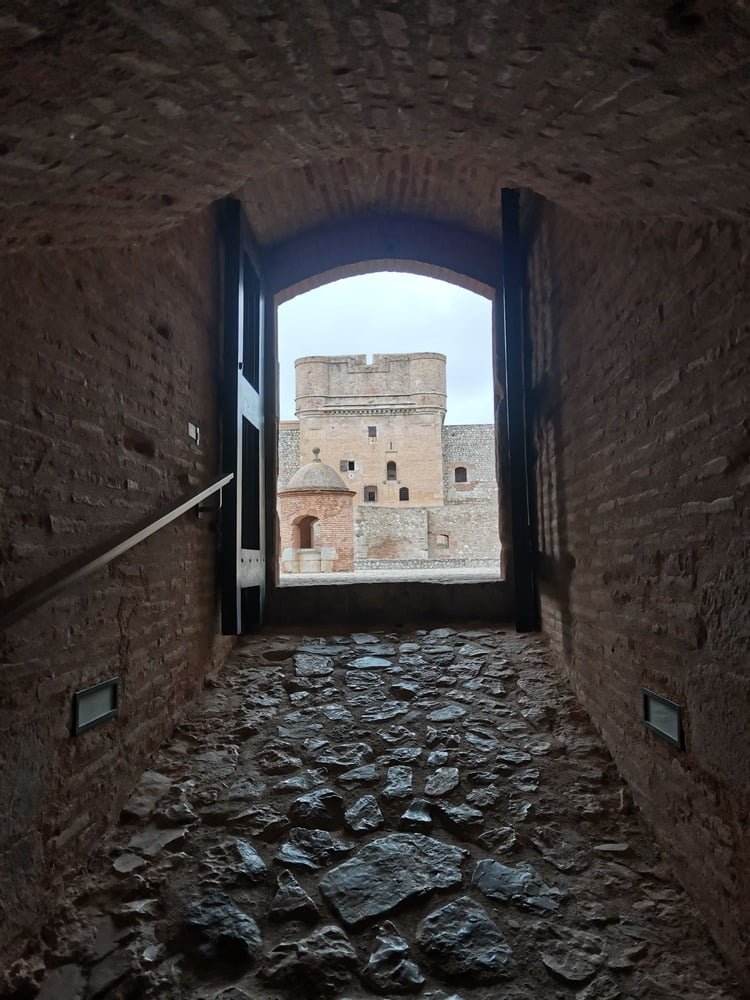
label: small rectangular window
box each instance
[340,459,356,472]
[436,533,449,548]
[367,426,377,438]
[364,485,377,502]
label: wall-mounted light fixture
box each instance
[72,678,119,735]
[642,688,683,749]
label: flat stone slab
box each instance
[314,742,374,771]
[434,802,485,839]
[296,645,350,656]
[228,839,267,883]
[127,826,186,857]
[472,859,566,913]
[260,925,358,994]
[358,643,398,656]
[288,788,345,830]
[416,896,513,984]
[338,763,379,787]
[363,920,425,994]
[540,927,607,984]
[270,870,320,923]
[121,770,172,821]
[182,890,262,965]
[495,746,532,766]
[399,799,433,832]
[294,653,334,677]
[426,704,467,722]
[319,834,467,928]
[275,769,328,793]
[425,767,460,797]
[276,828,353,870]
[361,701,409,722]
[345,795,385,833]
[349,656,392,669]
[380,746,423,765]
[383,766,413,800]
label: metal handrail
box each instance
[0,472,233,631]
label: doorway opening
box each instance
[276,271,502,586]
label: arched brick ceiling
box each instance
[1,0,749,251]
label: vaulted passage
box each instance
[0,2,748,996]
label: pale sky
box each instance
[277,272,494,425]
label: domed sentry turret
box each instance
[278,449,356,575]
[281,447,351,493]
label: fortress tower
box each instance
[294,353,447,508]
[278,353,501,575]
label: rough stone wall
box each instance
[0,210,232,958]
[278,491,354,572]
[427,505,501,563]
[525,199,750,985]
[279,415,501,569]
[277,421,300,489]
[442,424,498,502]
[353,506,428,561]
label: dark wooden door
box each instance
[220,198,265,633]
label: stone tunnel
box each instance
[0,2,748,998]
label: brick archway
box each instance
[265,215,499,303]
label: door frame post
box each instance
[500,188,538,632]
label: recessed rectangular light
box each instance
[73,678,119,735]
[642,688,683,749]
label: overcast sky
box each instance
[277,272,494,424]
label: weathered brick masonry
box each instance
[1,0,749,989]
[3,3,750,251]
[0,209,231,955]
[525,199,750,981]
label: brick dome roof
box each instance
[281,449,351,493]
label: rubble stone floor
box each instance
[15,625,743,1000]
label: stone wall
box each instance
[0,210,232,958]
[525,198,750,985]
[442,424,498,502]
[353,506,429,561]
[427,505,501,564]
[278,421,501,571]
[277,421,300,490]
[355,557,499,571]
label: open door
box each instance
[220,198,265,633]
